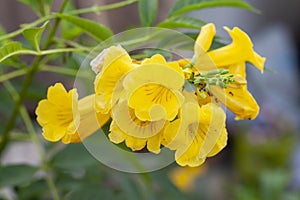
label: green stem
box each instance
[0,0,69,159]
[0,16,53,42]
[2,80,60,200]
[0,69,27,83]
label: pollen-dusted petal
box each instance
[208,26,265,73]
[210,85,259,120]
[94,46,134,114]
[194,23,216,55]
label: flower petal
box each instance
[194,23,216,54]
[94,46,134,113]
[210,85,259,120]
[208,26,266,72]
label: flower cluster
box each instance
[35,23,265,167]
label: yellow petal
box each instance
[197,103,226,158]
[128,84,184,121]
[194,23,216,54]
[94,46,134,113]
[125,136,147,151]
[208,26,266,73]
[112,101,165,138]
[123,55,185,121]
[36,83,80,143]
[109,121,126,144]
[210,85,259,120]
[147,133,162,154]
[72,94,110,142]
[207,128,228,157]
[163,103,227,167]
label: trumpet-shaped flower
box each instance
[36,84,110,144]
[109,101,167,153]
[208,26,265,72]
[123,54,185,121]
[36,83,80,144]
[190,23,265,120]
[94,45,135,114]
[163,101,227,167]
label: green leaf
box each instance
[0,42,37,63]
[51,143,98,170]
[23,21,49,51]
[158,16,206,29]
[0,164,38,188]
[168,0,259,17]
[55,14,113,41]
[138,0,158,26]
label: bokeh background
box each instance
[0,0,299,199]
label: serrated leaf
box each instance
[0,164,38,188]
[169,0,259,17]
[138,0,158,26]
[0,42,36,63]
[23,21,49,51]
[158,16,206,29]
[55,14,113,41]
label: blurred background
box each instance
[0,0,299,199]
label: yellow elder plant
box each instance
[36,23,265,167]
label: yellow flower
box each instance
[36,83,80,144]
[208,26,265,73]
[190,23,265,120]
[163,101,227,167]
[94,45,135,114]
[194,23,266,72]
[36,83,110,144]
[109,100,167,153]
[123,54,185,121]
[210,63,260,120]
[169,165,206,192]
